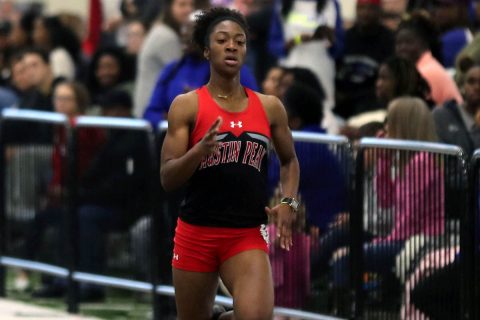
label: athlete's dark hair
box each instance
[192,7,249,50]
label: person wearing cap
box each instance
[335,0,395,119]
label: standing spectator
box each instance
[395,11,462,106]
[281,0,344,112]
[335,0,395,119]
[433,63,480,157]
[32,15,81,80]
[87,46,134,105]
[133,0,194,117]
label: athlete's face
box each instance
[204,20,246,76]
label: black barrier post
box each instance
[148,131,163,320]
[66,126,79,313]
[351,147,365,320]
[0,118,6,297]
[468,154,480,320]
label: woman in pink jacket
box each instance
[331,97,444,289]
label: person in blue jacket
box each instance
[143,23,258,128]
[269,82,347,233]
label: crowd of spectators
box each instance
[1,0,480,318]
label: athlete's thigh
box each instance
[173,267,219,320]
[219,250,274,320]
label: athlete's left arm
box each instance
[262,94,300,251]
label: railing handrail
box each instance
[359,137,464,156]
[76,116,152,131]
[473,149,480,160]
[1,108,68,125]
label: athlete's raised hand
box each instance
[197,116,223,156]
[265,204,294,251]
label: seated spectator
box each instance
[346,56,431,128]
[87,46,134,105]
[331,97,444,298]
[395,11,462,106]
[7,9,37,51]
[75,90,150,299]
[433,63,480,157]
[261,65,285,97]
[32,15,81,80]
[335,0,395,119]
[276,66,340,134]
[268,83,345,313]
[4,48,65,144]
[19,48,65,111]
[27,81,104,298]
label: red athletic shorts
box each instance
[172,218,270,272]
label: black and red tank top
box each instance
[180,85,271,228]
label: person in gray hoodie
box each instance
[433,62,480,158]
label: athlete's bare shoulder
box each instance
[167,90,199,126]
[253,91,286,126]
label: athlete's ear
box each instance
[203,47,210,60]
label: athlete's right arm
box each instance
[160,93,222,191]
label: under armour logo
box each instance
[230,121,243,128]
[173,253,179,261]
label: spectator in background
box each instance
[335,0,395,120]
[7,9,37,51]
[6,53,32,101]
[133,0,194,117]
[430,0,473,69]
[244,2,285,83]
[331,97,444,301]
[28,81,105,299]
[32,15,81,80]
[345,56,431,128]
[268,83,346,313]
[280,0,344,112]
[19,48,64,111]
[433,63,480,157]
[142,18,258,128]
[262,65,284,97]
[395,11,462,106]
[76,90,150,300]
[87,46,134,105]
[276,66,341,134]
[125,19,146,56]
[0,20,12,86]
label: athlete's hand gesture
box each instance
[197,117,223,157]
[265,204,294,251]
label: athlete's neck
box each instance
[207,70,243,100]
